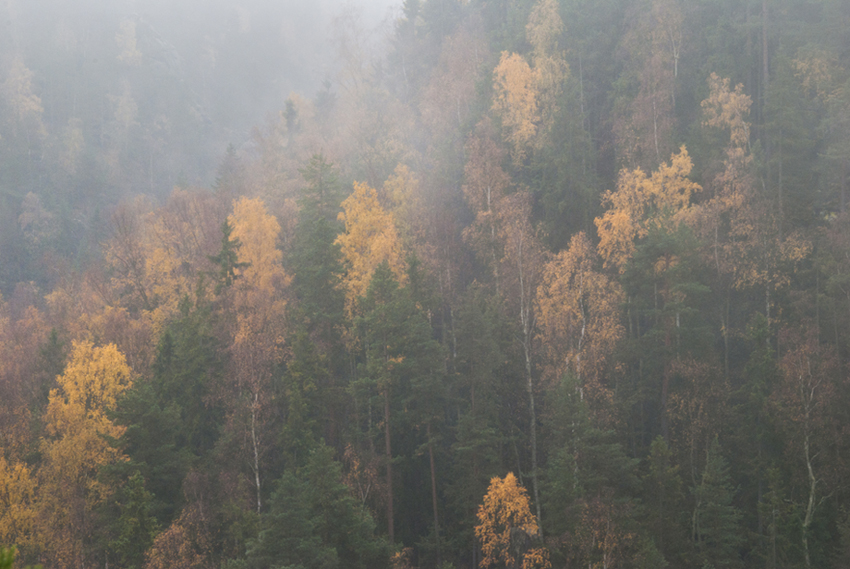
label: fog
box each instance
[1,0,399,191]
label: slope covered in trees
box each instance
[2,0,850,567]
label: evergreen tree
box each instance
[209,220,250,295]
[290,154,345,343]
[108,472,160,569]
[692,437,743,569]
[242,446,391,569]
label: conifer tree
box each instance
[691,438,743,569]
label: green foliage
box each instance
[242,446,391,569]
[543,373,639,546]
[112,303,224,525]
[108,472,160,569]
[290,154,345,341]
[691,438,743,569]
[209,220,251,295]
[0,546,41,569]
[643,436,687,564]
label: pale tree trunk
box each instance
[516,231,542,532]
[250,391,262,514]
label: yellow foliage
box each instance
[104,189,223,336]
[228,197,289,394]
[492,52,540,164]
[229,196,289,295]
[525,0,568,142]
[0,457,36,550]
[44,340,132,444]
[536,232,623,416]
[475,473,549,569]
[144,506,211,569]
[336,181,407,316]
[39,341,133,569]
[702,73,751,149]
[595,146,699,271]
[696,74,811,293]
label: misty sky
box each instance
[2,0,404,191]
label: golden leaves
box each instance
[475,473,549,569]
[491,0,568,165]
[103,189,222,336]
[229,196,289,296]
[0,457,36,550]
[492,52,540,164]
[536,232,623,410]
[45,340,132,439]
[228,197,289,390]
[702,73,752,150]
[39,342,133,568]
[336,181,406,316]
[595,146,699,271]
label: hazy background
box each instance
[2,0,399,188]
[0,0,400,289]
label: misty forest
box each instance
[1,0,850,567]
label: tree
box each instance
[290,154,345,343]
[462,120,512,289]
[536,232,623,419]
[227,196,289,515]
[107,471,160,569]
[208,220,250,295]
[697,73,811,340]
[498,191,546,530]
[613,0,680,170]
[0,457,36,557]
[543,373,640,568]
[38,341,133,569]
[241,446,391,569]
[691,438,743,569]
[1,56,46,142]
[595,146,699,273]
[353,262,442,544]
[475,473,550,569]
[492,52,540,166]
[491,0,568,165]
[336,182,406,317]
[775,325,842,569]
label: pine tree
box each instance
[691,437,743,569]
[243,446,390,569]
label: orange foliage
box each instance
[144,505,212,569]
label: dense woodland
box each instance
[1,0,850,567]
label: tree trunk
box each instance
[384,389,394,543]
[428,423,441,566]
[250,392,262,514]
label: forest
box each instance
[1,0,850,567]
